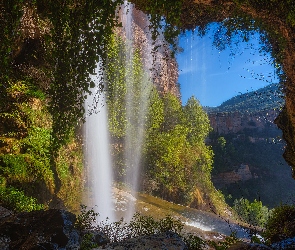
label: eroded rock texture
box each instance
[208,110,279,134]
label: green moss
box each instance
[0,186,44,212]
[56,135,84,212]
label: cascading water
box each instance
[120,1,152,220]
[84,61,115,222]
[83,1,152,222]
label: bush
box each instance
[264,204,295,244]
[75,205,244,250]
[233,198,270,227]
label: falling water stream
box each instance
[84,62,115,222]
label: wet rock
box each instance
[271,237,295,249]
[94,231,187,250]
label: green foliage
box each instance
[208,232,239,250]
[80,232,99,250]
[0,186,44,212]
[76,204,99,231]
[106,34,127,138]
[55,135,84,211]
[127,213,184,238]
[76,206,207,249]
[233,198,270,227]
[217,137,226,149]
[0,76,83,211]
[144,92,221,208]
[161,93,184,131]
[182,233,207,250]
[0,125,55,192]
[45,0,124,147]
[264,204,295,244]
[146,88,164,132]
[183,96,212,145]
[206,83,284,114]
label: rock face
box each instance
[213,164,253,187]
[208,109,279,135]
[117,4,180,98]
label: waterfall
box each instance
[83,1,153,222]
[84,61,115,222]
[121,1,152,220]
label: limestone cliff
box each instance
[208,109,279,135]
[117,4,180,97]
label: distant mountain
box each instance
[204,83,284,113]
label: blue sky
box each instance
[176,24,279,107]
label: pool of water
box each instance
[112,188,250,240]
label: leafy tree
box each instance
[233,198,270,227]
[144,93,216,206]
[183,96,212,145]
[161,93,184,132]
[264,204,295,244]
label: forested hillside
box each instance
[205,83,284,113]
[207,84,295,208]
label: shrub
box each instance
[0,186,44,212]
[233,198,270,227]
[76,205,245,250]
[264,204,295,244]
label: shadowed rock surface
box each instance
[0,207,80,249]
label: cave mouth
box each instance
[175,21,294,208]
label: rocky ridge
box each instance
[208,109,279,135]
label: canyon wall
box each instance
[118,5,180,97]
[208,109,280,135]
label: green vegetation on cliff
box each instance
[205,83,284,113]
